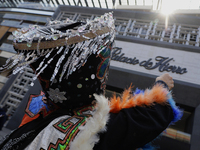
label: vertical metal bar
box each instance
[84,0,88,7]
[186,31,190,45]
[98,0,102,8]
[123,19,131,36]
[43,0,49,7]
[45,0,50,4]
[127,0,129,5]
[61,0,65,5]
[49,0,55,6]
[6,0,11,7]
[55,0,60,5]
[67,0,71,5]
[195,27,200,46]
[53,0,59,6]
[72,13,78,21]
[169,24,176,43]
[145,21,152,39]
[77,0,83,6]
[15,0,20,5]
[135,0,137,5]
[160,28,165,41]
[105,0,108,8]
[137,27,143,38]
[6,1,13,7]
[12,1,17,7]
[5,0,11,7]
[91,0,95,7]
[13,0,18,5]
[11,0,17,7]
[40,0,47,7]
[42,0,47,6]
[13,0,19,5]
[47,0,52,6]
[0,0,3,7]
[17,0,21,4]
[55,12,63,20]
[157,0,161,10]
[112,0,116,6]
[74,13,80,21]
[73,0,76,5]
[151,22,157,35]
[1,0,6,7]
[176,25,181,39]
[119,0,122,5]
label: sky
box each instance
[159,0,200,14]
[117,0,200,10]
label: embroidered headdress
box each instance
[0,12,115,109]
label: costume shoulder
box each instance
[94,81,183,150]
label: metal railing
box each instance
[0,0,158,9]
[57,11,200,47]
[1,0,116,8]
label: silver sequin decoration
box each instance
[2,12,115,85]
[91,74,95,79]
[47,88,67,103]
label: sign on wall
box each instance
[111,47,187,74]
[110,40,200,85]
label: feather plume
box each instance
[110,84,169,113]
[69,94,110,150]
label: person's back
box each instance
[0,12,182,150]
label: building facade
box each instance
[0,4,200,150]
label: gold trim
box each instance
[13,27,111,51]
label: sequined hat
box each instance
[0,12,115,108]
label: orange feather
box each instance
[109,84,168,113]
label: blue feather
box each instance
[133,88,144,95]
[167,93,183,124]
[140,144,156,150]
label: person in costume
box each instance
[0,12,182,150]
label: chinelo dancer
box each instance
[0,12,182,150]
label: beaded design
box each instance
[48,116,86,150]
[96,43,112,79]
[47,88,67,103]
[46,105,94,150]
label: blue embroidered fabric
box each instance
[28,95,49,115]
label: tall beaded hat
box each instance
[0,12,115,109]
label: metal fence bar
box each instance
[78,0,83,6]
[61,0,65,5]
[67,0,71,5]
[105,0,108,8]
[72,0,76,5]
[98,0,102,8]
[91,0,95,7]
[82,0,86,7]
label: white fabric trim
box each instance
[24,94,110,150]
[25,115,72,150]
[69,94,110,150]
